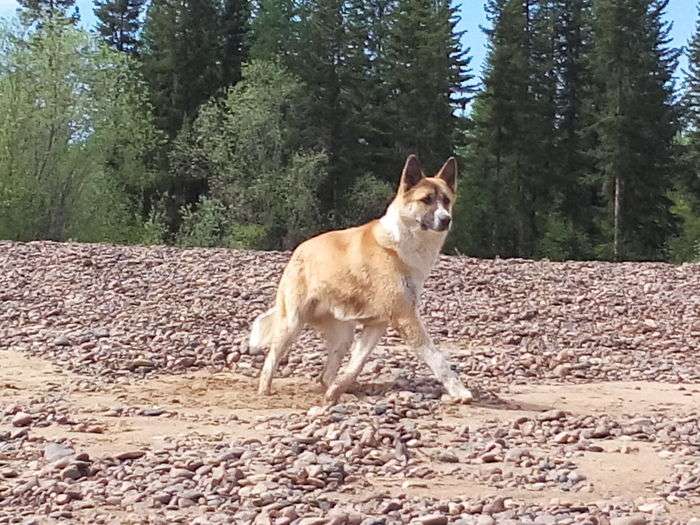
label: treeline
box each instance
[0,0,699,262]
[455,0,700,262]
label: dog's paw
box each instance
[257,385,272,396]
[324,386,341,406]
[441,389,474,405]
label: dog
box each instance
[249,154,473,405]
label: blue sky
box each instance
[0,0,696,79]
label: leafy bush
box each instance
[536,212,593,261]
[0,22,160,242]
[225,224,269,249]
[175,197,227,248]
[668,192,700,263]
[139,206,169,246]
[190,61,327,250]
[339,174,394,227]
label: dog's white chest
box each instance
[380,207,444,305]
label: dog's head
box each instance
[393,155,457,233]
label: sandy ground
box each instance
[2,348,698,521]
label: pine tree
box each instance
[683,2,700,202]
[140,0,180,136]
[457,0,555,258]
[357,0,397,181]
[94,0,146,55]
[221,0,250,88]
[337,0,398,184]
[141,0,222,138]
[176,0,221,118]
[590,0,680,260]
[17,0,79,25]
[551,0,596,255]
[249,0,297,63]
[293,0,349,215]
[686,4,700,132]
[384,0,473,171]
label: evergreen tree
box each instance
[17,0,79,25]
[141,0,222,138]
[384,0,473,171]
[293,0,349,215]
[249,0,297,63]
[140,0,180,136]
[683,2,700,202]
[590,0,680,260]
[176,0,221,118]
[357,0,397,181]
[550,0,596,257]
[457,0,555,258]
[221,0,250,88]
[94,0,146,55]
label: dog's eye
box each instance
[421,195,433,205]
[443,196,451,207]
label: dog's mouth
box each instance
[420,219,448,232]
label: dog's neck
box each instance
[378,203,447,282]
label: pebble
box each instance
[1,242,699,524]
[44,443,74,462]
[11,412,33,427]
[610,516,647,525]
[537,410,566,422]
[115,450,146,461]
[415,515,448,525]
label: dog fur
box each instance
[249,155,473,405]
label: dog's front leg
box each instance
[324,324,386,405]
[396,313,473,403]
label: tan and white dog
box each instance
[249,155,473,405]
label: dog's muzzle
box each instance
[436,216,451,231]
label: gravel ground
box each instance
[0,241,699,524]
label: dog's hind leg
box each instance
[324,323,386,405]
[318,320,355,387]
[258,312,301,396]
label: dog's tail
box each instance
[249,308,276,350]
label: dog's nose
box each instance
[438,216,451,230]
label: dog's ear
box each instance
[436,157,457,193]
[400,154,424,190]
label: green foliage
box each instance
[3,0,698,263]
[189,61,327,250]
[226,223,268,249]
[340,174,394,227]
[457,0,557,258]
[536,212,593,261]
[175,196,227,248]
[248,0,296,62]
[139,205,169,246]
[140,0,223,138]
[384,0,473,170]
[221,0,250,87]
[682,4,700,207]
[94,0,145,55]
[454,0,685,262]
[17,0,79,26]
[589,0,680,261]
[668,192,700,263]
[0,22,160,243]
